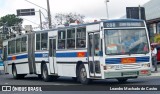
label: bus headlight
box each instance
[104,65,123,70]
[141,63,150,67]
[107,65,115,69]
[104,65,115,70]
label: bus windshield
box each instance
[105,29,149,55]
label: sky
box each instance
[0,0,150,29]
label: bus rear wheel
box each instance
[42,64,52,82]
[78,64,91,84]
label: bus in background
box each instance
[0,49,4,72]
[3,19,151,84]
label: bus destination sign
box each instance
[103,21,145,28]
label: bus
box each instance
[2,19,151,84]
[0,49,4,72]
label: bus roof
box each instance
[3,18,145,42]
[34,18,144,32]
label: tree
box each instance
[54,13,85,26]
[0,14,23,27]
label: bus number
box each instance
[42,54,48,57]
[106,23,116,28]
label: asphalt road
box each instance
[0,74,160,94]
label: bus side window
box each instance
[76,27,86,48]
[21,37,27,52]
[41,33,48,50]
[36,33,41,50]
[58,30,66,49]
[80,40,85,47]
[58,41,65,49]
[67,29,75,49]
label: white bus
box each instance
[3,19,151,84]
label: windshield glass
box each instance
[105,29,149,55]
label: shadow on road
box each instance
[6,74,147,86]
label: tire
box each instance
[38,74,42,79]
[52,76,59,80]
[78,64,91,84]
[72,77,78,82]
[42,64,52,82]
[12,65,25,79]
[117,78,128,83]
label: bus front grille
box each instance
[122,64,141,69]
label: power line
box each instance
[24,0,52,28]
[22,18,39,25]
[24,0,48,12]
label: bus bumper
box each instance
[104,69,151,79]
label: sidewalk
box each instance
[150,64,160,76]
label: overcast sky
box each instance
[0,0,150,29]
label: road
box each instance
[0,73,160,94]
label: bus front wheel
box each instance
[42,64,52,82]
[117,78,128,83]
[78,64,91,84]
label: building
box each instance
[143,0,160,41]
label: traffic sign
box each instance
[17,9,35,16]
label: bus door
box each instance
[49,37,57,74]
[88,32,101,78]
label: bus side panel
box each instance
[56,63,76,77]
[35,54,48,74]
[56,63,90,78]
[16,63,30,74]
[35,63,41,74]
[57,64,63,76]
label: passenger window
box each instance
[41,33,48,50]
[36,34,40,50]
[58,30,66,49]
[21,37,27,52]
[76,27,86,48]
[67,29,75,49]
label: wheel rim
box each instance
[80,67,87,81]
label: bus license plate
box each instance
[122,72,137,76]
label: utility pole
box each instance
[39,10,42,30]
[25,0,52,29]
[139,5,141,19]
[105,0,109,19]
[47,0,52,29]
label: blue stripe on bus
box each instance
[105,58,121,64]
[56,52,87,57]
[7,53,49,60]
[56,52,77,57]
[35,53,48,58]
[8,54,28,60]
[136,57,150,62]
[105,57,150,64]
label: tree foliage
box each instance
[54,13,85,26]
[0,14,23,26]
